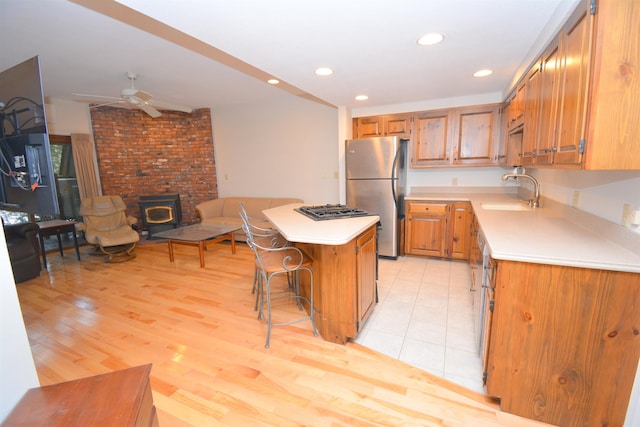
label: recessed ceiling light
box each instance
[417,33,444,46]
[355,95,369,101]
[267,78,280,85]
[473,69,493,77]
[314,67,334,76]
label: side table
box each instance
[36,219,80,267]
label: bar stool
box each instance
[239,204,289,309]
[241,220,318,348]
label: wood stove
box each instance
[139,194,182,238]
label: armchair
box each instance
[77,195,139,262]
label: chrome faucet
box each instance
[502,173,541,207]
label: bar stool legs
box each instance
[257,265,318,349]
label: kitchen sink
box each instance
[480,202,532,211]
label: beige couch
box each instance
[195,197,302,241]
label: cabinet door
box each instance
[453,105,500,165]
[411,110,452,167]
[505,83,526,131]
[522,61,541,165]
[554,6,591,165]
[585,0,640,169]
[536,40,561,165]
[449,202,471,260]
[405,202,448,257]
[384,114,412,138]
[512,83,526,128]
[356,226,377,330]
[354,116,384,138]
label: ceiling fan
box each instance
[73,72,192,118]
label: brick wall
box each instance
[90,107,217,225]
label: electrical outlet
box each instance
[452,177,458,186]
[572,191,580,207]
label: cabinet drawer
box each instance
[407,203,448,214]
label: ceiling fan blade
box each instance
[88,100,129,109]
[149,99,193,114]
[137,102,162,118]
[122,88,152,101]
[73,93,124,102]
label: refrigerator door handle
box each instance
[391,147,400,208]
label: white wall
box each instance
[0,227,39,421]
[212,96,340,203]
[532,169,640,234]
[408,166,506,188]
[44,97,93,134]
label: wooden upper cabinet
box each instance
[412,109,452,166]
[522,60,541,165]
[554,4,591,166]
[582,0,640,169]
[411,104,500,167]
[507,0,640,170]
[506,82,526,130]
[453,104,501,165]
[353,113,412,139]
[384,114,412,137]
[353,116,383,138]
[536,39,562,165]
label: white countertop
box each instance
[407,187,640,273]
[263,203,380,245]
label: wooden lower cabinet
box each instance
[485,260,640,427]
[296,224,377,344]
[405,201,471,260]
[2,364,158,427]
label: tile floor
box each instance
[354,256,485,393]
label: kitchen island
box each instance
[263,203,380,344]
[407,186,640,427]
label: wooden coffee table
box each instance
[153,223,240,267]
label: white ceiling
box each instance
[1,0,580,112]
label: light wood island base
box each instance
[296,224,377,344]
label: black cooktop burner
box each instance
[295,204,375,221]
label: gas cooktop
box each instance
[295,204,375,221]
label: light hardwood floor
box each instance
[14,240,551,426]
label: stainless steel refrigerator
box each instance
[345,136,408,258]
